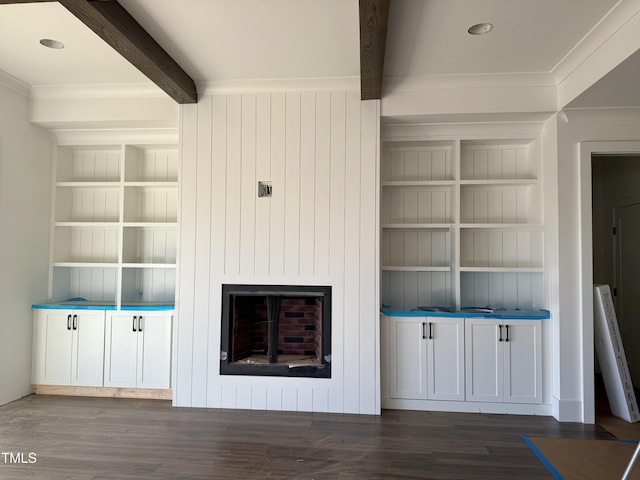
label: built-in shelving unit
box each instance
[49,144,178,306]
[380,137,544,312]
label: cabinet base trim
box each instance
[31,385,172,400]
[383,398,552,416]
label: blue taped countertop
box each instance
[381,307,550,319]
[32,300,174,311]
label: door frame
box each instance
[579,141,640,423]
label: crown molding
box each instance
[551,0,640,86]
[197,76,360,95]
[0,70,30,98]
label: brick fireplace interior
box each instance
[220,284,331,378]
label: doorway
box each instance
[579,142,640,423]
[585,146,640,424]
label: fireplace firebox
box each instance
[220,284,331,378]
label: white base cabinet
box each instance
[387,316,464,402]
[104,313,172,389]
[32,309,105,387]
[382,315,544,413]
[465,318,542,404]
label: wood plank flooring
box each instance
[0,394,613,479]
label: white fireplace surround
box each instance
[173,92,381,414]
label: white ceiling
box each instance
[0,0,636,109]
[384,0,618,77]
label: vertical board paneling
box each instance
[251,386,267,410]
[269,93,286,276]
[266,387,282,410]
[236,386,252,410]
[315,92,331,277]
[299,93,316,276]
[359,100,379,414]
[177,90,377,414]
[191,96,213,407]
[254,94,271,275]
[297,387,313,412]
[284,93,301,276]
[221,385,237,408]
[329,92,347,413]
[343,92,362,413]
[282,387,298,411]
[175,104,198,406]
[240,94,257,275]
[224,95,242,275]
[313,388,329,412]
[207,96,227,409]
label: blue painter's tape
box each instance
[521,435,563,480]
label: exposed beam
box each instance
[57,0,197,104]
[359,0,389,101]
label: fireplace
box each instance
[220,284,331,378]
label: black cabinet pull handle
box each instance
[505,325,510,342]
[498,324,503,342]
[429,322,433,340]
[72,314,78,330]
[422,322,426,339]
[133,316,137,332]
[67,314,72,330]
[138,316,143,333]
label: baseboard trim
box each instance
[31,385,172,401]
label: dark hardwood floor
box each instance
[0,394,613,479]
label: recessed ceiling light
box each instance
[468,23,493,35]
[39,38,65,49]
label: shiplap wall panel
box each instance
[299,92,316,276]
[461,187,536,224]
[343,93,363,413]
[284,93,301,276]
[282,387,298,411]
[254,94,271,275]
[191,96,213,407]
[315,92,331,277]
[359,100,379,415]
[225,95,242,276]
[240,94,257,275]
[207,95,227,409]
[176,92,379,414]
[266,387,282,410]
[460,272,543,309]
[329,92,347,414]
[175,104,198,406]
[269,93,286,276]
[461,145,532,180]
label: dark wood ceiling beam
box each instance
[359,0,389,101]
[57,0,197,104]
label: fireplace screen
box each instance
[220,284,331,378]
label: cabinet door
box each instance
[104,314,138,388]
[503,320,542,404]
[465,318,503,402]
[427,317,464,401]
[33,310,73,385]
[71,311,105,387]
[388,317,427,399]
[137,314,172,389]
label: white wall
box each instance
[0,81,52,406]
[175,91,380,414]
